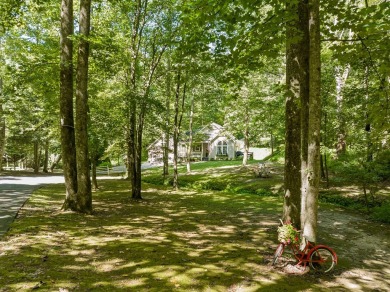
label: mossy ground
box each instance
[0,161,389,291]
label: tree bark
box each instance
[163,57,172,178]
[283,0,308,228]
[43,139,49,173]
[60,0,78,209]
[127,99,137,196]
[364,66,373,162]
[299,0,310,236]
[335,64,350,157]
[173,71,181,190]
[74,0,92,213]
[33,140,39,173]
[132,103,145,200]
[301,0,321,243]
[186,94,194,173]
[0,78,5,171]
[50,154,62,172]
[173,71,186,190]
[91,158,98,190]
[243,100,250,166]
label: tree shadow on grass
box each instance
[0,180,389,291]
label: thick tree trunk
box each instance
[283,0,308,228]
[60,0,78,209]
[300,0,310,237]
[301,0,321,243]
[74,0,92,213]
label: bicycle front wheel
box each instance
[309,247,336,273]
[272,243,284,266]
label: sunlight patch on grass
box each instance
[68,248,96,256]
[62,264,91,270]
[111,278,147,288]
[93,259,123,272]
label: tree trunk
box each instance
[132,105,146,200]
[60,0,78,210]
[50,154,62,173]
[186,95,194,173]
[283,0,308,228]
[299,0,310,238]
[0,78,5,171]
[33,140,39,173]
[127,100,137,195]
[243,104,249,166]
[324,152,329,188]
[172,71,186,190]
[365,66,373,162]
[173,71,181,190]
[320,154,325,179]
[301,0,321,243]
[335,64,350,157]
[43,139,49,173]
[91,158,98,190]
[243,126,249,166]
[74,0,92,213]
[163,58,171,178]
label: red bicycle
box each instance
[272,238,338,273]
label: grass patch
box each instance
[142,160,284,197]
[0,180,296,291]
[1,161,389,291]
[0,178,336,291]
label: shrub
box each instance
[371,202,390,223]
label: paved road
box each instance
[0,174,64,237]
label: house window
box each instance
[193,144,201,152]
[217,141,228,155]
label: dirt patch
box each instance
[315,206,390,291]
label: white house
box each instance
[147,122,238,164]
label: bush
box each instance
[371,202,390,223]
[319,194,356,207]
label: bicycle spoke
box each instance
[309,247,336,273]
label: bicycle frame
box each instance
[278,241,338,268]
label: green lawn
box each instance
[0,161,388,291]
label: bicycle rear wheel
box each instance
[309,247,336,273]
[272,243,284,265]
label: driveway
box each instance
[0,174,64,237]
